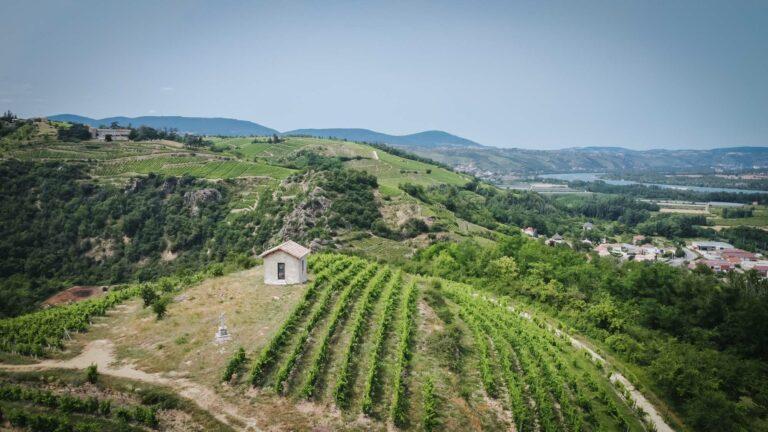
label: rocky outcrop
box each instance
[183,188,221,215]
[160,177,177,195]
[277,187,331,243]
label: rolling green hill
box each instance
[211,135,470,195]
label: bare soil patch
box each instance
[42,285,108,307]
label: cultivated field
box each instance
[93,156,294,179]
[0,254,656,431]
[232,254,649,431]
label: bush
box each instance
[152,296,170,320]
[57,122,91,141]
[139,389,179,410]
[400,218,429,238]
[140,284,157,307]
[85,363,98,383]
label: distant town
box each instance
[523,226,766,277]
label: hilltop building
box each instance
[259,240,311,285]
[89,127,131,141]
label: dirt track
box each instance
[0,339,261,432]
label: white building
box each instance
[691,241,734,252]
[259,240,311,285]
[89,127,131,141]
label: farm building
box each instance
[259,240,311,285]
[691,241,734,252]
[89,127,131,141]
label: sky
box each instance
[1,0,766,150]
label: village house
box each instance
[639,244,662,256]
[595,243,614,257]
[523,227,538,237]
[582,222,594,231]
[547,233,565,246]
[594,242,661,262]
[690,259,733,273]
[742,261,768,277]
[259,240,311,285]
[720,248,758,265]
[620,243,640,255]
[633,253,656,262]
[89,127,131,141]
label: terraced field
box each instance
[212,136,375,161]
[210,137,309,161]
[228,253,649,431]
[93,155,295,179]
[6,141,171,161]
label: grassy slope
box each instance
[213,135,470,195]
[5,129,466,187]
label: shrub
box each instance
[85,363,98,383]
[152,296,170,320]
[140,284,157,307]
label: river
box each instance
[538,173,768,194]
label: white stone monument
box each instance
[214,313,231,344]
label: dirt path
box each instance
[0,339,261,432]
[371,150,379,160]
[610,373,674,432]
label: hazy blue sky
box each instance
[1,0,766,149]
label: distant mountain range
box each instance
[48,114,279,136]
[283,128,483,148]
[47,115,480,148]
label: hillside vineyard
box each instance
[227,254,650,431]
